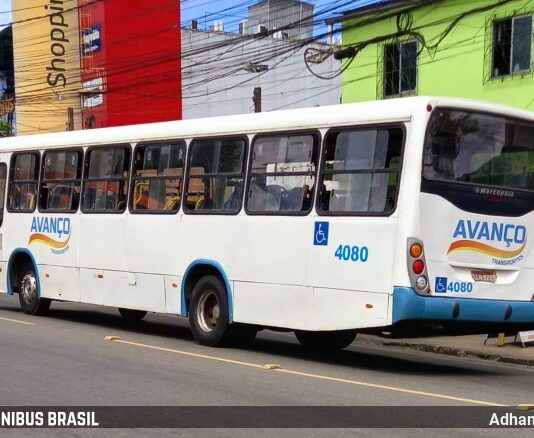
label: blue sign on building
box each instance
[82,24,102,56]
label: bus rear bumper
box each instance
[392,287,534,324]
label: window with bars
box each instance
[383,40,417,97]
[493,15,532,78]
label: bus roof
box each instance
[1,96,533,152]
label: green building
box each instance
[330,0,534,110]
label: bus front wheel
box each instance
[18,264,51,316]
[295,329,357,352]
[189,275,232,347]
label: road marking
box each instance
[275,368,505,406]
[0,316,35,325]
[108,337,506,406]
[110,338,266,370]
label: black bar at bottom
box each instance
[0,407,533,428]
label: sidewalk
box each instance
[356,332,534,366]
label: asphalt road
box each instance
[0,293,533,437]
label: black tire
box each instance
[118,308,147,323]
[17,263,51,316]
[189,275,233,347]
[295,329,357,352]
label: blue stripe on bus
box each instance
[181,259,234,323]
[6,249,41,297]
[393,287,534,324]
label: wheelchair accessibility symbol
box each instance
[314,222,329,246]
[435,277,448,293]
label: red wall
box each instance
[80,0,182,128]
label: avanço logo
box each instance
[28,217,71,255]
[447,219,527,266]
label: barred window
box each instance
[384,41,417,97]
[493,15,532,78]
[82,146,131,213]
[131,141,185,213]
[246,133,317,214]
[8,152,39,212]
[40,150,82,212]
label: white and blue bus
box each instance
[1,97,533,350]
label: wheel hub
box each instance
[197,291,220,333]
[21,272,37,304]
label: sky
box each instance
[0,1,377,33]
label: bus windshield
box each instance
[423,109,534,192]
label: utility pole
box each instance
[253,87,262,113]
[67,107,74,131]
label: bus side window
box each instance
[39,149,82,212]
[318,126,404,215]
[185,138,246,214]
[7,152,39,213]
[131,141,185,213]
[82,146,131,214]
[246,133,317,215]
[0,163,7,226]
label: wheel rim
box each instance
[196,290,220,333]
[21,272,37,305]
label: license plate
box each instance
[471,269,497,283]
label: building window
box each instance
[82,146,131,213]
[131,141,185,213]
[383,41,417,97]
[493,15,532,78]
[185,138,246,214]
[8,152,39,212]
[246,133,317,215]
[40,150,83,212]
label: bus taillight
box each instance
[412,260,425,274]
[407,238,430,295]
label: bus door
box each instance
[420,108,534,302]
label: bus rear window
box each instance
[423,109,534,191]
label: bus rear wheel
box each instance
[118,308,147,323]
[18,264,50,316]
[295,329,357,352]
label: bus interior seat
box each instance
[48,194,61,210]
[281,186,304,211]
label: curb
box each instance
[355,336,534,367]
